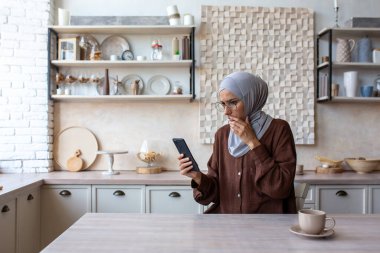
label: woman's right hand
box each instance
[178,154,202,185]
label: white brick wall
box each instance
[0,0,54,173]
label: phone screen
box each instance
[172,138,200,172]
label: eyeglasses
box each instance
[214,99,240,112]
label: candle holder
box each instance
[334,7,340,28]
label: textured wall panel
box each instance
[200,5,315,144]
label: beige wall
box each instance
[54,0,380,171]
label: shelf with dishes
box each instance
[48,24,196,101]
[51,94,193,102]
[316,27,380,102]
[51,60,193,68]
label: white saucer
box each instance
[289,224,334,238]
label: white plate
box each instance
[289,224,334,238]
[54,127,98,171]
[147,75,171,95]
[120,74,144,95]
[100,35,130,60]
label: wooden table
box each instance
[41,213,380,253]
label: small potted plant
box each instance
[173,50,180,60]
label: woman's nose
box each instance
[224,107,231,115]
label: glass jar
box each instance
[151,45,163,60]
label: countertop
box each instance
[40,213,380,253]
[1,170,380,203]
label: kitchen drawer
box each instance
[316,185,367,214]
[92,185,145,213]
[146,186,202,214]
[368,186,380,214]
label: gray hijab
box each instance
[219,71,273,158]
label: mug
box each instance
[298,209,335,235]
[344,71,358,97]
[336,38,355,62]
[183,14,194,26]
[360,85,374,97]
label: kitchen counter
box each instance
[2,170,380,203]
[40,213,380,253]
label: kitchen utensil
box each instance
[336,38,355,62]
[67,149,83,172]
[54,126,98,170]
[100,35,130,61]
[147,75,171,95]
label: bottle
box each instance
[172,37,179,57]
[182,36,190,60]
[103,69,110,95]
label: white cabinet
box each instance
[92,185,145,213]
[16,189,40,253]
[0,199,16,253]
[316,185,367,214]
[368,186,380,213]
[41,185,91,249]
[146,186,202,214]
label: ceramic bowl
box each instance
[344,159,380,174]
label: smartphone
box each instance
[172,138,200,172]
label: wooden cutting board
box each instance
[315,166,344,174]
[136,166,162,174]
[67,150,83,172]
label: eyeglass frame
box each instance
[214,99,241,112]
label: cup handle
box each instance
[349,39,356,53]
[324,217,335,231]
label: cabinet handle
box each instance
[27,194,34,201]
[113,190,125,196]
[336,190,348,197]
[169,192,181,198]
[59,190,72,196]
[1,205,10,213]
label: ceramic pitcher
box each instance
[336,38,355,62]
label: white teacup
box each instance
[298,209,335,235]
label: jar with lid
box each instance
[151,40,163,60]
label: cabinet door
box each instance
[41,185,91,249]
[368,186,380,214]
[92,185,145,213]
[146,186,202,214]
[316,185,367,214]
[16,189,40,253]
[0,199,16,253]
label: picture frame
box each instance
[58,37,79,60]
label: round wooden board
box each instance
[136,166,162,174]
[315,166,344,174]
[67,156,83,172]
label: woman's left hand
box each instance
[229,116,260,148]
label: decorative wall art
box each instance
[199,6,315,144]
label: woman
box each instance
[178,71,297,213]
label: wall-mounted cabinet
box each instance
[316,28,380,103]
[48,25,195,102]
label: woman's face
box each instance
[219,90,245,121]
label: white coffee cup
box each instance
[58,8,70,26]
[136,55,146,61]
[110,55,118,61]
[344,71,358,97]
[298,209,335,235]
[183,14,194,26]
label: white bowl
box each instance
[345,159,380,174]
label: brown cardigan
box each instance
[193,119,297,214]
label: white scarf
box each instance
[219,72,273,158]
